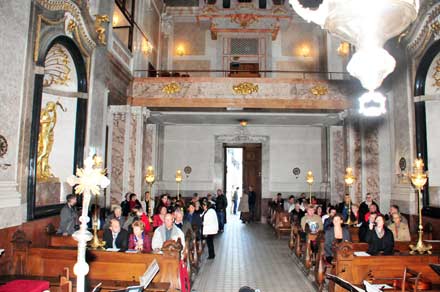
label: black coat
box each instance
[120,200,130,217]
[359,201,380,223]
[365,227,394,255]
[248,191,256,206]
[103,228,129,251]
[216,195,228,211]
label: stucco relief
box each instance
[110,113,125,205]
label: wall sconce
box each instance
[112,14,120,26]
[337,41,350,57]
[298,44,311,57]
[176,44,185,56]
[184,166,192,179]
[142,38,153,55]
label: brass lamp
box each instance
[344,167,356,225]
[89,155,106,250]
[145,166,155,219]
[306,170,314,204]
[409,157,432,255]
[176,170,183,197]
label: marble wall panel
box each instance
[331,127,346,204]
[173,23,207,56]
[128,116,137,193]
[110,113,126,205]
[364,125,381,199]
[172,60,211,76]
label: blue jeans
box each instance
[233,199,238,214]
[217,211,225,231]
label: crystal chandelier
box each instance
[289,0,419,116]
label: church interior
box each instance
[1,0,440,291]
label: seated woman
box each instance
[365,214,394,255]
[153,205,168,229]
[128,220,152,253]
[388,212,410,242]
[359,212,377,243]
[324,213,351,263]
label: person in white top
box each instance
[201,200,219,259]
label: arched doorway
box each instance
[27,36,88,220]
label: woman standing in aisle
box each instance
[201,201,219,259]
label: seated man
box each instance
[385,205,408,226]
[57,194,78,236]
[104,206,125,230]
[152,213,185,250]
[285,195,295,213]
[323,206,337,230]
[388,212,410,242]
[290,201,305,226]
[300,205,324,233]
[103,218,129,251]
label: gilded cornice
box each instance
[35,0,97,53]
[406,2,440,58]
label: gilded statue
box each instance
[37,101,66,181]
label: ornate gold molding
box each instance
[43,45,72,87]
[162,82,181,95]
[35,0,97,52]
[232,82,259,95]
[310,85,328,96]
[432,58,440,88]
[94,14,109,45]
[231,14,259,28]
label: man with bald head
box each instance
[103,218,129,251]
[152,213,185,250]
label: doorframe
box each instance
[223,145,244,195]
[214,135,270,220]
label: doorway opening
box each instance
[224,144,262,221]
[225,147,243,215]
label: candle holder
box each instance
[344,167,356,225]
[409,157,431,255]
[176,170,183,197]
[67,155,110,292]
[145,166,155,219]
[306,171,314,204]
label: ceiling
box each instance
[148,111,344,126]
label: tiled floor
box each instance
[192,214,316,292]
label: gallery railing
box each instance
[133,69,351,80]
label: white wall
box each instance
[159,124,323,198]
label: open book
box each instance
[140,259,160,288]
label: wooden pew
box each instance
[274,212,291,239]
[23,247,180,291]
[328,241,440,292]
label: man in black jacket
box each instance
[215,189,228,232]
[103,218,129,251]
[359,193,380,224]
[248,186,256,222]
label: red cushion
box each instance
[0,280,49,292]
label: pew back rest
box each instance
[26,248,180,289]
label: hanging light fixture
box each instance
[289,0,419,116]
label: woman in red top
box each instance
[128,221,152,252]
[153,205,167,229]
[128,193,142,212]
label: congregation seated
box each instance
[324,214,351,263]
[271,193,284,211]
[365,214,394,255]
[359,212,377,242]
[285,195,295,213]
[322,206,337,230]
[123,207,151,233]
[153,205,168,229]
[152,213,185,251]
[363,203,381,224]
[300,205,323,233]
[350,203,360,224]
[358,192,380,224]
[316,205,323,217]
[120,192,131,217]
[336,194,351,222]
[57,194,78,236]
[290,201,305,225]
[173,208,184,230]
[128,220,152,253]
[388,212,411,242]
[385,204,408,226]
[183,202,202,239]
[103,218,129,251]
[103,206,125,230]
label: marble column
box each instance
[107,106,150,206]
[345,116,363,204]
[329,126,346,205]
[0,1,32,228]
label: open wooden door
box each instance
[243,144,262,221]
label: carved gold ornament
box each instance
[43,45,71,87]
[94,14,110,45]
[310,85,328,96]
[431,21,440,35]
[231,14,259,28]
[432,58,440,89]
[162,82,181,95]
[67,19,77,32]
[232,82,259,95]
